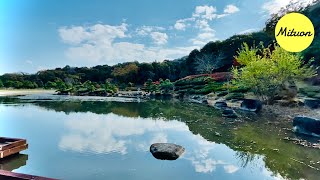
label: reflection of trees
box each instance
[235,151,256,168]
[0,97,22,104]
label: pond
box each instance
[0,94,319,180]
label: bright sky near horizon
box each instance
[0,0,314,74]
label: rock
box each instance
[293,116,320,137]
[222,108,237,118]
[304,99,320,109]
[214,101,228,110]
[202,99,209,105]
[240,99,262,112]
[150,143,185,160]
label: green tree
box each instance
[160,79,174,94]
[0,80,3,88]
[105,81,117,93]
[23,81,35,89]
[4,81,15,88]
[55,79,67,90]
[13,81,23,89]
[232,43,316,103]
[145,79,153,92]
[82,80,95,92]
[33,82,38,88]
[150,84,159,93]
[45,81,57,89]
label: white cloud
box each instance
[223,165,239,174]
[174,4,241,45]
[262,0,314,15]
[238,28,259,35]
[59,23,196,65]
[195,20,213,32]
[174,18,195,31]
[136,26,168,45]
[198,32,215,39]
[59,23,127,45]
[191,19,217,45]
[64,41,196,64]
[136,26,165,36]
[150,32,168,45]
[174,20,187,31]
[193,5,217,20]
[224,4,240,14]
[191,30,217,45]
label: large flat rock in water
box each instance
[150,143,185,160]
[293,116,320,137]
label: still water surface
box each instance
[0,95,319,180]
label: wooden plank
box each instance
[0,169,58,180]
[0,139,27,151]
[0,137,27,151]
[0,144,28,159]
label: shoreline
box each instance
[0,89,55,97]
[1,89,319,119]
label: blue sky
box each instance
[0,0,313,74]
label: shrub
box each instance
[232,43,316,103]
[160,79,174,94]
[225,93,245,100]
[105,81,118,93]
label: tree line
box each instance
[1,1,319,90]
[0,31,273,90]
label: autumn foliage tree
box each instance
[111,63,139,83]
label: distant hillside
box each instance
[265,0,320,65]
[0,31,273,88]
[2,1,320,88]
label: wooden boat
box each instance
[0,169,57,180]
[0,137,28,159]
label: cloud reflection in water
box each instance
[59,112,240,174]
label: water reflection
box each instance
[1,97,320,179]
[0,154,28,171]
[59,112,243,175]
[59,113,188,154]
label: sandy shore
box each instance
[0,89,55,96]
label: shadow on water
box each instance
[0,154,28,171]
[1,96,320,179]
